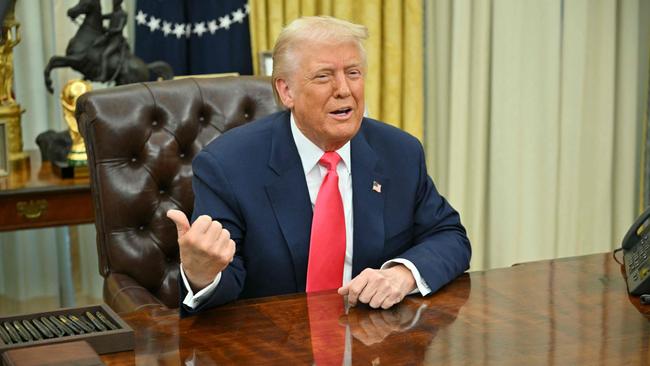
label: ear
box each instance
[275,78,294,109]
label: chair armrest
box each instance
[104,273,167,314]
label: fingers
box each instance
[337,286,348,296]
[211,228,236,265]
[358,280,379,305]
[345,268,408,309]
[345,273,370,307]
[175,214,236,288]
[379,292,403,309]
[368,289,389,309]
[166,209,190,237]
[191,215,214,234]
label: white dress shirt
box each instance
[181,114,431,308]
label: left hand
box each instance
[337,265,416,309]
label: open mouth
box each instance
[329,107,353,120]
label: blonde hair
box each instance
[271,16,369,104]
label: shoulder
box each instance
[358,117,423,154]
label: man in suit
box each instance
[167,16,471,316]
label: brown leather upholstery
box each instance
[77,76,281,313]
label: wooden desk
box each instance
[100,253,649,365]
[0,151,93,231]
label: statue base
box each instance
[52,160,88,179]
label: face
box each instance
[275,40,365,151]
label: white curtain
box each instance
[0,0,136,312]
[425,0,650,271]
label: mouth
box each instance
[328,107,353,120]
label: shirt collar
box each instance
[290,113,351,175]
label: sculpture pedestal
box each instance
[52,160,88,179]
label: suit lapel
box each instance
[351,121,387,277]
[265,112,312,291]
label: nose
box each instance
[333,73,351,98]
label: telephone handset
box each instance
[622,206,650,295]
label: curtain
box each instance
[0,0,133,313]
[425,0,650,271]
[248,0,424,139]
[642,27,650,211]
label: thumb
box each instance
[166,209,190,238]
[337,286,349,296]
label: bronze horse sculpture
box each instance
[44,0,173,93]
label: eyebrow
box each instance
[311,62,363,74]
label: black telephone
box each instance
[622,206,650,295]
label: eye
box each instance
[348,69,362,78]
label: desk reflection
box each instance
[101,254,647,365]
[174,276,471,365]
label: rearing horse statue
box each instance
[44,0,173,93]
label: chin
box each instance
[331,127,359,144]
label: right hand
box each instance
[166,209,236,291]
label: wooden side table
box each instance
[0,150,94,232]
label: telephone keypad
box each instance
[624,234,650,295]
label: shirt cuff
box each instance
[381,258,432,296]
[180,263,222,309]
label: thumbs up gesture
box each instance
[166,209,236,291]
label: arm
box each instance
[106,13,127,34]
[394,143,471,292]
[177,149,247,316]
[340,142,471,308]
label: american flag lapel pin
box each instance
[372,181,382,193]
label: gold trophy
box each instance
[53,79,91,178]
[61,79,91,165]
[0,0,26,170]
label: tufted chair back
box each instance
[77,76,281,313]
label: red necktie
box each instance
[306,151,346,293]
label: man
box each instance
[167,16,471,316]
[93,0,127,82]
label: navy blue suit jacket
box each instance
[180,110,471,315]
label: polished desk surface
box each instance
[0,150,93,231]
[100,253,649,365]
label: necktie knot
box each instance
[319,151,341,172]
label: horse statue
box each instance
[43,0,173,93]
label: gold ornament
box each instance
[0,0,26,168]
[60,79,92,165]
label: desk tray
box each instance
[0,303,133,355]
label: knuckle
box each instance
[391,295,401,305]
[221,228,231,241]
[216,253,230,264]
[211,220,223,231]
[229,242,237,256]
[197,215,211,223]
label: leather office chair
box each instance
[77,76,281,313]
